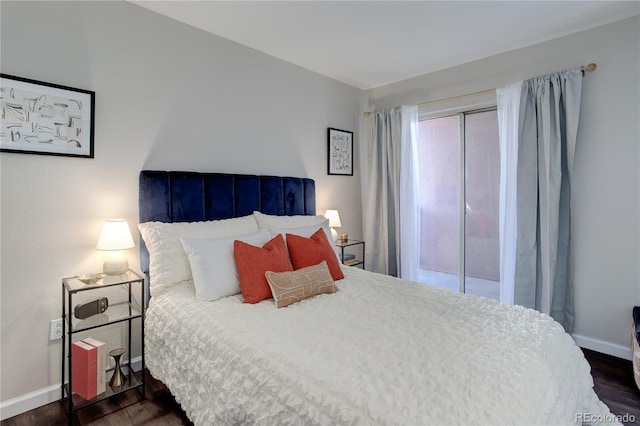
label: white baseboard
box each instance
[572,333,632,361]
[0,383,60,421]
[0,356,144,421]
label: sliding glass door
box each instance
[417,109,500,300]
[417,115,461,293]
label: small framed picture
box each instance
[0,74,95,158]
[327,127,353,176]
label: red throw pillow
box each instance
[286,228,344,281]
[234,234,293,304]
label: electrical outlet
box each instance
[49,319,63,341]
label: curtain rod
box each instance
[363,62,597,117]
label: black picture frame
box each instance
[327,127,353,176]
[0,73,95,158]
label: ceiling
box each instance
[131,1,640,90]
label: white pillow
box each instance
[266,222,340,261]
[266,222,332,244]
[253,211,328,229]
[138,215,259,290]
[181,229,271,301]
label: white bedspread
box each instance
[145,267,615,425]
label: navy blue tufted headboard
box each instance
[138,170,316,276]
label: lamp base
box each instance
[103,251,129,275]
[330,228,338,242]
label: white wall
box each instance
[0,0,362,411]
[364,16,640,358]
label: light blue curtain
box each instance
[498,69,583,332]
[363,105,420,279]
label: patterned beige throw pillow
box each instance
[265,261,338,308]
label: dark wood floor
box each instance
[584,349,640,425]
[2,370,192,426]
[2,349,638,425]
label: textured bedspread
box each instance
[145,267,615,425]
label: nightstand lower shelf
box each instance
[63,365,144,412]
[343,258,364,267]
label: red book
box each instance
[82,338,106,396]
[71,340,97,400]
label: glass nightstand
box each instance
[61,270,145,424]
[335,239,365,269]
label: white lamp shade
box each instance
[96,219,135,251]
[324,210,342,228]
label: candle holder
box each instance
[340,233,349,243]
[108,347,127,388]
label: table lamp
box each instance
[324,209,342,242]
[96,219,135,275]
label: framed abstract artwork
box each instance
[327,127,353,176]
[0,74,95,158]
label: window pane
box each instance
[417,115,460,292]
[464,110,500,301]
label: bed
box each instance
[139,170,616,425]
